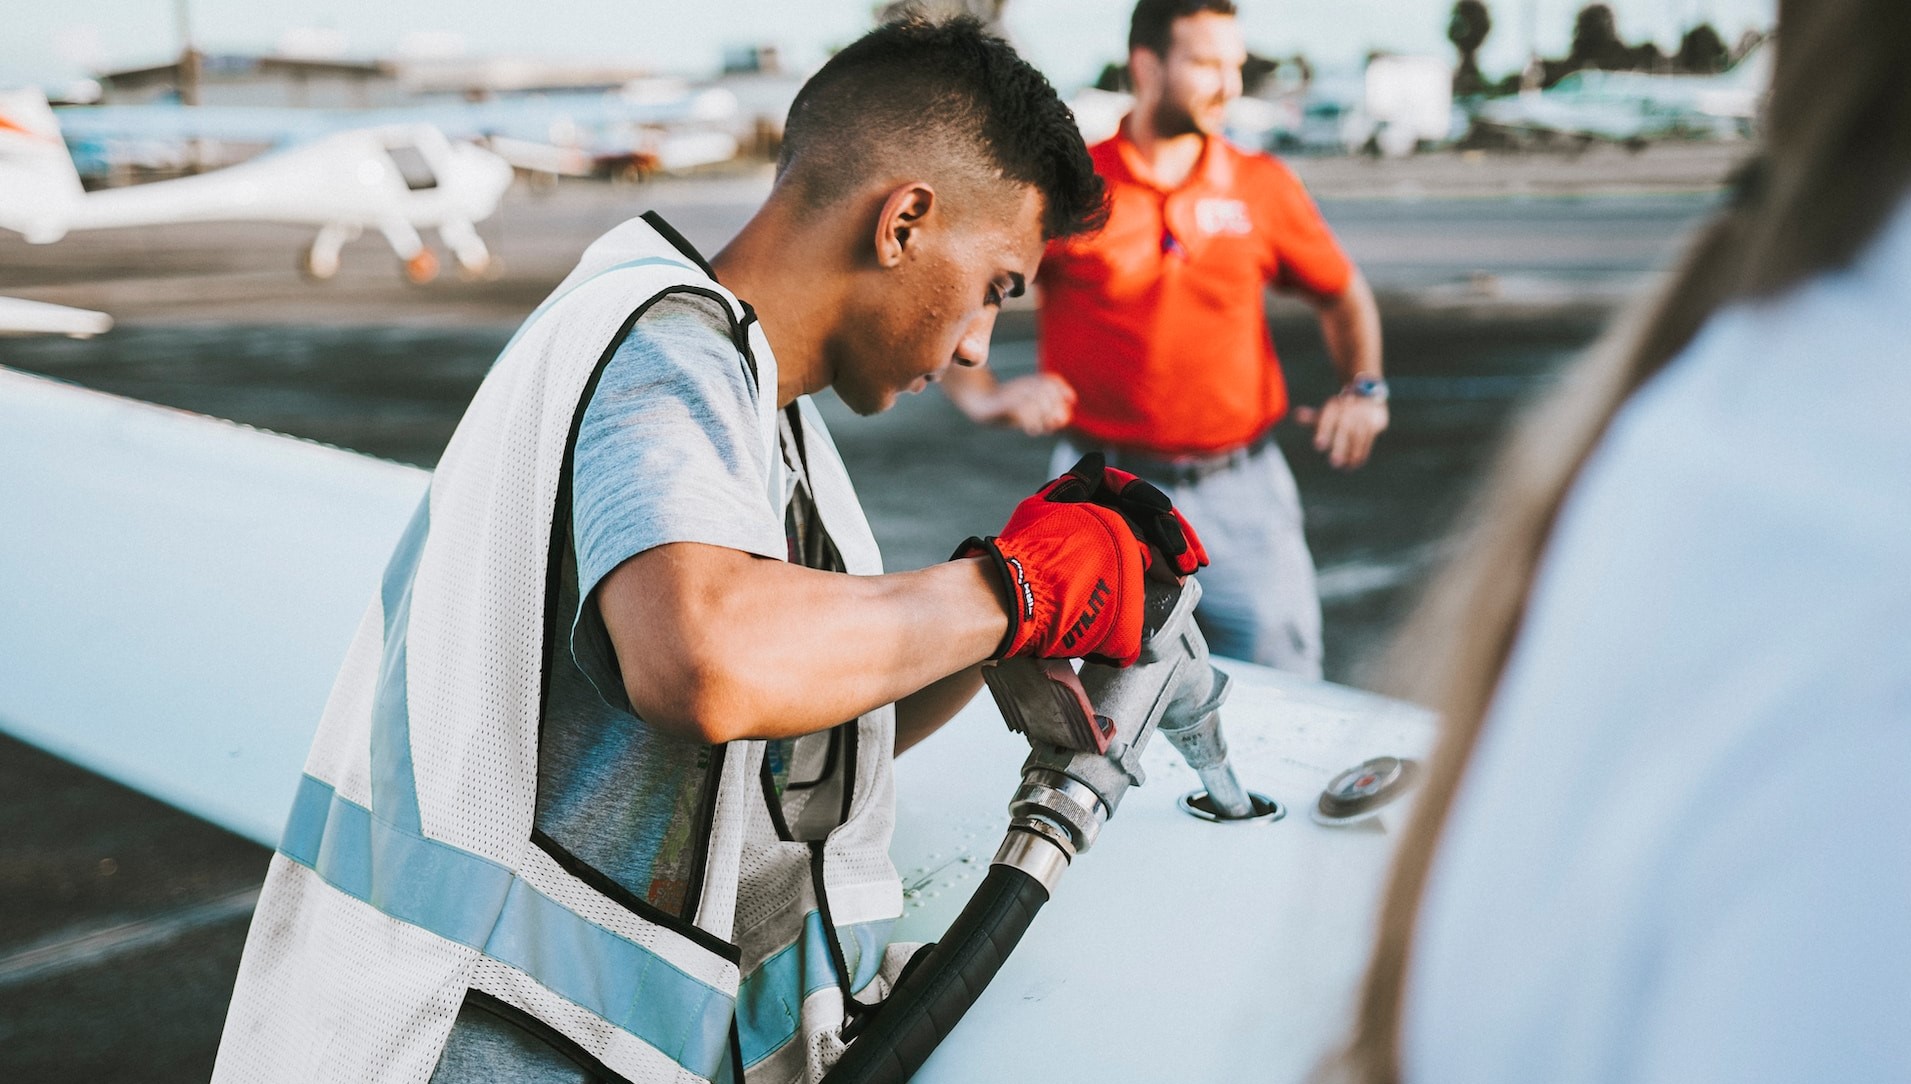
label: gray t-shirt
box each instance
[436,291,797,1082]
[542,291,784,919]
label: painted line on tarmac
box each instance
[0,887,260,988]
[1315,543,1452,604]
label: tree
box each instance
[1677,23,1729,73]
[1569,4,1631,71]
[1242,53,1282,96]
[1448,0,1493,96]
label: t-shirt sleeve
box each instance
[1259,158,1354,298]
[567,291,784,709]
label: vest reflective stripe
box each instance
[324,484,746,1079]
[281,773,737,1079]
[842,918,894,992]
[370,496,427,834]
[735,912,897,1069]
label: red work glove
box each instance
[955,455,1208,667]
[1060,454,1209,577]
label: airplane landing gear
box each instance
[402,248,441,285]
[299,243,339,281]
[376,219,438,284]
[439,218,499,281]
[300,223,358,281]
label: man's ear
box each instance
[1128,46,1161,98]
[874,183,937,269]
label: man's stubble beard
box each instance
[1150,96,1198,139]
[1150,94,1213,140]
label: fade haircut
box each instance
[776,16,1106,240]
[1129,0,1238,56]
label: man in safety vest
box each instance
[212,17,1203,1084]
[943,0,1388,676]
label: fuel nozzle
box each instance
[983,576,1268,889]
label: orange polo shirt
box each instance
[1038,127,1354,457]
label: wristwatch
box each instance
[1343,374,1389,402]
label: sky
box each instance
[8,1,1777,96]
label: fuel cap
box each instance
[1313,756,1419,826]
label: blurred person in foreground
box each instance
[211,19,1211,1084]
[1332,2,1911,1080]
[942,0,1386,676]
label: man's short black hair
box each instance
[1128,0,1238,57]
[777,16,1105,240]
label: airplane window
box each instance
[385,145,439,191]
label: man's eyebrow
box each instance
[1007,273,1027,299]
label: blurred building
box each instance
[96,54,403,109]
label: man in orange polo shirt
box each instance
[944,0,1387,675]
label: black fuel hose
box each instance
[821,862,1050,1084]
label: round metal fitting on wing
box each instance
[1312,756,1420,826]
[1175,790,1285,824]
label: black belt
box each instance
[1080,429,1276,488]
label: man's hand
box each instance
[988,373,1076,435]
[956,455,1207,667]
[1304,268,1387,469]
[1296,393,1389,470]
[941,367,1076,436]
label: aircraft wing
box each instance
[0,367,427,845]
[54,86,739,181]
[893,668,1430,1081]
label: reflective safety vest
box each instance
[213,214,911,1084]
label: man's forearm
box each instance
[1305,269,1390,470]
[1316,270,1383,383]
[894,664,987,755]
[938,363,1004,422]
[600,544,1008,744]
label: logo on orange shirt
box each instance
[1195,198,1253,237]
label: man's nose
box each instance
[954,308,997,368]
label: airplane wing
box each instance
[0,369,1426,1080]
[893,666,1430,1081]
[0,297,112,337]
[0,367,427,844]
[53,85,741,183]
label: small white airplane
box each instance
[0,89,515,283]
[1473,41,1771,147]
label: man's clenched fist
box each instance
[955,455,1207,666]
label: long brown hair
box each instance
[1334,2,1911,1079]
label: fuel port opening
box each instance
[1177,790,1284,824]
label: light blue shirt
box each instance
[1405,201,1911,1081]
